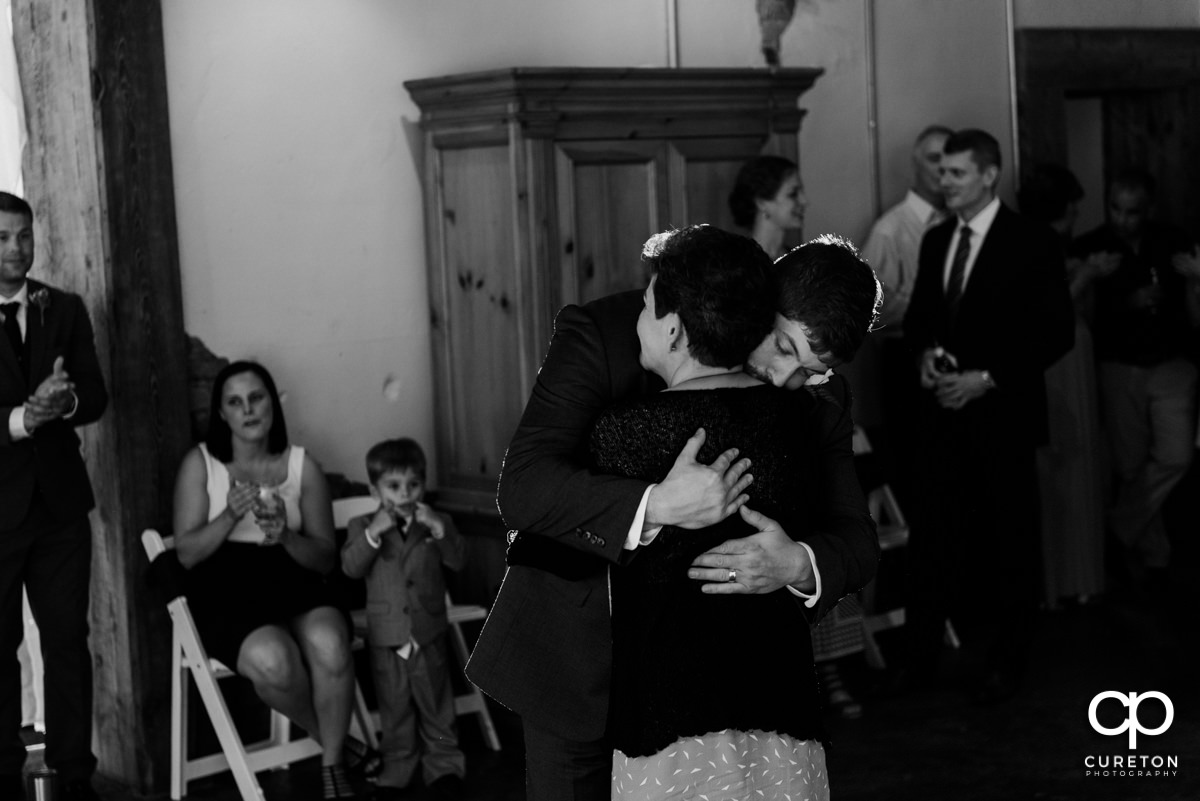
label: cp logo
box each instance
[1089,691,1174,749]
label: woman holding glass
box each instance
[172,360,366,800]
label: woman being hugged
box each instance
[172,360,363,800]
[599,226,877,800]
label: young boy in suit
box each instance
[341,438,467,800]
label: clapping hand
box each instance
[1173,247,1200,279]
[224,480,259,524]
[24,357,75,431]
[1087,251,1122,279]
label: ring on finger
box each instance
[727,569,738,583]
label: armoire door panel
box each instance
[555,141,670,306]
[669,138,774,233]
[433,145,526,491]
[406,68,821,509]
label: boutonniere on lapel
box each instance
[804,368,834,387]
[29,288,50,326]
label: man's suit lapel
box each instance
[24,280,52,388]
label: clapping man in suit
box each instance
[466,227,881,800]
[0,192,108,801]
[902,130,1074,703]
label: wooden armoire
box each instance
[405,67,822,516]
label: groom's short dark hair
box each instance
[775,234,881,366]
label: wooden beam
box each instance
[12,0,190,792]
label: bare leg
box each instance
[291,606,355,767]
[236,625,320,737]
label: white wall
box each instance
[872,0,1015,215]
[160,0,1200,481]
[160,0,665,483]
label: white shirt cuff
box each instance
[8,406,29,441]
[623,484,662,550]
[63,391,79,420]
[785,541,822,608]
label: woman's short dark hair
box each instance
[1018,163,1083,226]
[642,225,775,369]
[205,360,289,462]
[728,156,799,228]
[775,234,881,366]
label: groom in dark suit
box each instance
[902,130,1073,703]
[467,227,881,800]
[0,192,108,801]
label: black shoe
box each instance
[344,737,384,779]
[1,774,25,801]
[61,779,101,801]
[428,774,465,801]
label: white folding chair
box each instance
[334,496,501,750]
[142,530,377,801]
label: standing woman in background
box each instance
[728,155,807,259]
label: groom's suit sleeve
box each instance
[799,376,880,623]
[497,296,651,564]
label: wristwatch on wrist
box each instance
[980,370,996,390]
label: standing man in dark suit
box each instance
[902,130,1073,703]
[466,227,881,800]
[0,192,108,801]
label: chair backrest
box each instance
[332,496,379,529]
[142,528,175,560]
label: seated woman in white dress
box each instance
[172,360,370,800]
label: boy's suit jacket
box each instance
[341,511,467,647]
[466,290,879,742]
[0,279,108,530]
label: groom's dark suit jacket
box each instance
[0,279,108,530]
[466,290,879,742]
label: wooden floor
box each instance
[25,465,1200,801]
[29,582,1192,801]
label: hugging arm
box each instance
[497,302,653,562]
[793,379,879,621]
[498,299,750,561]
[689,377,879,620]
